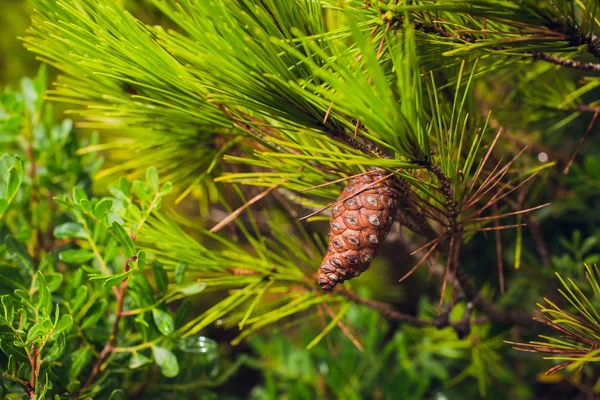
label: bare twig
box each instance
[80,257,136,393]
[531,52,600,72]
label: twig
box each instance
[80,257,135,393]
[334,286,487,336]
[531,52,600,72]
[564,106,600,174]
[209,184,279,233]
[420,160,534,326]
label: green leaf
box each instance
[27,318,53,343]
[5,235,34,274]
[0,336,28,361]
[69,347,92,381]
[52,315,73,338]
[133,180,152,202]
[146,167,159,193]
[152,308,175,336]
[108,389,126,400]
[54,222,87,239]
[174,262,187,285]
[70,286,88,312]
[7,165,22,196]
[1,295,16,325]
[137,250,146,270]
[174,300,191,328]
[44,333,66,362]
[59,249,95,264]
[129,352,153,369]
[90,270,134,287]
[38,286,52,316]
[72,187,90,210]
[152,346,179,378]
[93,199,113,220]
[128,273,156,307]
[178,282,207,296]
[81,299,107,329]
[158,182,173,197]
[66,380,81,394]
[36,271,53,316]
[45,273,63,292]
[0,199,7,217]
[151,261,168,294]
[110,222,136,258]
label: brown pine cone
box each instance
[317,171,402,291]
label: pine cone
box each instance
[317,172,402,291]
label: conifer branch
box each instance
[531,52,600,72]
[398,163,534,327]
[335,287,487,335]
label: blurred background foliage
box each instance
[1,0,600,399]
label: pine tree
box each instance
[0,0,599,398]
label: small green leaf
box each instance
[0,336,28,361]
[109,389,126,400]
[59,249,95,264]
[54,222,86,239]
[5,236,34,274]
[72,187,89,210]
[128,273,156,307]
[1,295,16,325]
[133,180,152,202]
[7,166,22,195]
[152,308,175,336]
[174,300,191,328]
[89,269,133,287]
[44,333,66,362]
[53,315,73,338]
[38,286,52,316]
[70,286,88,312]
[27,321,46,343]
[81,299,107,329]
[69,347,92,380]
[129,352,152,369]
[120,176,131,196]
[174,263,187,285]
[45,272,63,292]
[66,380,81,394]
[93,199,113,220]
[178,282,207,296]
[152,346,179,378]
[146,167,159,192]
[0,199,8,217]
[137,250,146,270]
[158,182,173,197]
[110,222,136,258]
[151,261,168,294]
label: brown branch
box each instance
[28,344,37,399]
[531,52,600,72]
[80,257,135,394]
[417,161,534,326]
[404,11,600,71]
[219,104,389,159]
[334,286,487,335]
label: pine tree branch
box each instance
[531,52,600,72]
[412,161,534,327]
[393,11,600,71]
[334,286,487,334]
[566,31,600,59]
